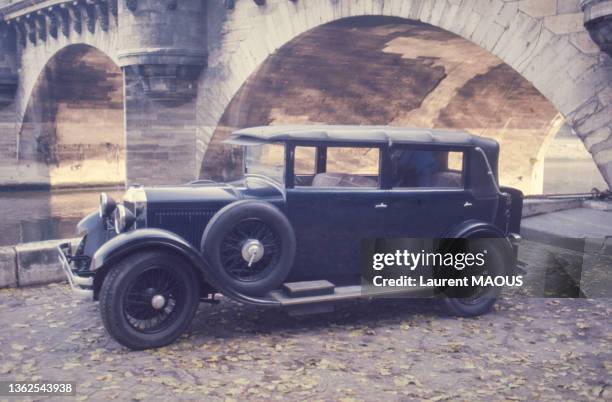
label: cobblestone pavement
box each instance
[0,280,610,401]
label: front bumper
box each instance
[57,241,94,299]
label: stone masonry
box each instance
[0,0,610,187]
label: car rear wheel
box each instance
[439,238,507,317]
[201,200,296,296]
[99,251,200,350]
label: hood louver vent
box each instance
[149,209,217,247]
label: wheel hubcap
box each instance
[151,294,166,310]
[241,239,264,267]
[219,218,280,281]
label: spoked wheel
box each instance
[219,218,281,281]
[202,200,296,296]
[439,238,508,317]
[99,251,200,350]
[123,266,185,333]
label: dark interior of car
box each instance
[293,148,463,189]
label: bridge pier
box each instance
[123,65,201,186]
[117,0,206,186]
[0,23,17,162]
[579,0,612,185]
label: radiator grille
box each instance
[149,209,217,247]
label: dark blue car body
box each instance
[60,125,523,306]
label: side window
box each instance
[294,146,316,175]
[390,148,464,189]
[310,147,380,188]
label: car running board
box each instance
[266,280,350,316]
[269,280,358,306]
[266,279,437,315]
[282,280,335,297]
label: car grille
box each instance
[149,209,217,247]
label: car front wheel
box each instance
[99,250,200,350]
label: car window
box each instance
[294,146,316,175]
[308,147,380,188]
[245,143,285,184]
[390,149,464,189]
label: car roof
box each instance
[225,125,494,148]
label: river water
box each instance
[0,188,124,246]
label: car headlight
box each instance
[113,204,136,234]
[123,186,147,229]
[99,192,117,218]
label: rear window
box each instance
[390,149,464,189]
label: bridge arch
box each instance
[197,0,611,188]
[18,42,124,187]
[15,25,119,137]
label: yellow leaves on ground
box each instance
[95,373,112,381]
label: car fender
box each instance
[90,228,280,306]
[77,211,101,234]
[443,220,507,240]
[90,228,205,272]
[440,220,516,271]
[76,211,109,257]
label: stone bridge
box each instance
[0,0,610,191]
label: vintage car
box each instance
[59,125,523,349]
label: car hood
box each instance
[142,176,284,209]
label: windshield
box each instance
[244,143,285,184]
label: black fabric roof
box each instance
[225,125,494,148]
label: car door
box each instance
[381,189,472,239]
[285,188,388,280]
[381,146,476,238]
[284,144,388,281]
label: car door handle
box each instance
[464,201,473,207]
[375,202,387,209]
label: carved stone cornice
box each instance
[14,20,27,46]
[116,0,206,102]
[83,2,95,33]
[65,3,82,34]
[1,0,116,44]
[94,0,108,31]
[124,64,202,104]
[24,15,36,44]
[117,48,207,68]
[44,9,59,38]
[55,5,70,36]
